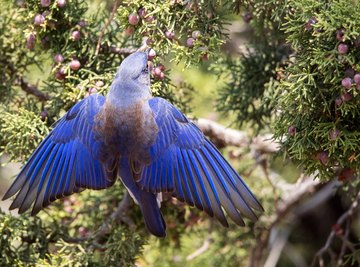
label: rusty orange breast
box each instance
[94,99,158,163]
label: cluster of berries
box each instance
[53,54,81,80]
[126,7,207,60]
[125,8,155,36]
[34,0,66,26]
[287,23,358,177]
[149,62,165,80]
[54,53,81,77]
[143,49,165,80]
[336,28,360,54]
[27,0,65,51]
[336,27,360,106]
[339,71,360,105]
[53,53,104,97]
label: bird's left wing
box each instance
[137,97,263,227]
[2,94,117,215]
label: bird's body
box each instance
[94,53,158,165]
[93,77,166,236]
[3,50,263,237]
[95,98,157,163]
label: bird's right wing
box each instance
[2,94,117,215]
[137,97,263,227]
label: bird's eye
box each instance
[142,67,148,74]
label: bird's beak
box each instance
[137,43,151,63]
[137,42,149,52]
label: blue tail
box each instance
[138,191,166,237]
[119,158,166,237]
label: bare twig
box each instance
[264,227,291,267]
[337,232,356,253]
[278,177,320,216]
[59,192,133,248]
[186,237,212,261]
[261,178,342,267]
[95,0,121,56]
[261,161,279,207]
[311,190,360,267]
[337,220,352,266]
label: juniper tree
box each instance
[0,0,359,266]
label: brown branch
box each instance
[56,192,133,248]
[195,118,279,153]
[6,61,50,101]
[104,45,137,55]
[95,0,121,56]
[18,78,50,101]
[263,227,291,267]
[195,118,249,148]
[263,179,343,267]
[311,190,360,267]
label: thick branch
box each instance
[19,78,50,101]
[195,118,249,148]
[195,118,279,153]
[104,45,137,55]
[6,61,50,101]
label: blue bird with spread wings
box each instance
[2,50,263,237]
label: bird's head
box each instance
[115,51,150,86]
[108,50,153,104]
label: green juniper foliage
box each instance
[214,0,292,130]
[1,0,360,266]
[220,0,360,182]
[214,42,288,130]
[274,0,360,180]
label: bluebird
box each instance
[2,50,263,237]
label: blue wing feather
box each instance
[181,150,202,210]
[186,150,211,213]
[177,151,195,207]
[190,149,227,225]
[3,94,117,215]
[138,97,263,226]
[173,155,184,202]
